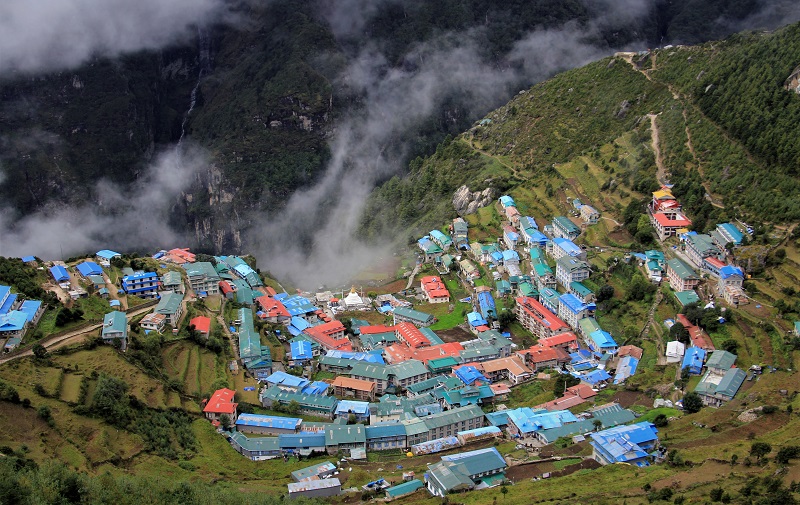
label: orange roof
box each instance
[203,388,237,415]
[219,281,234,294]
[395,322,430,348]
[332,376,375,392]
[190,316,211,335]
[676,314,715,350]
[490,383,512,395]
[704,257,726,269]
[521,345,559,364]
[618,345,643,360]
[311,320,346,336]
[167,248,196,263]
[265,286,277,296]
[538,332,578,348]
[480,356,531,376]
[567,383,597,399]
[256,295,290,318]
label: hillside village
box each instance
[2,182,798,502]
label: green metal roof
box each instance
[393,307,434,324]
[386,479,423,497]
[326,425,366,445]
[155,292,183,315]
[518,282,537,297]
[161,271,182,285]
[553,216,581,234]
[388,360,429,381]
[228,431,280,452]
[350,362,390,380]
[715,368,747,398]
[185,261,220,280]
[667,258,699,281]
[427,356,459,372]
[674,290,701,306]
[570,281,593,297]
[427,461,475,492]
[533,263,553,276]
[423,404,484,430]
[706,350,737,370]
[102,311,127,337]
[578,317,602,336]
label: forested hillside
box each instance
[363,20,800,240]
[1,0,795,256]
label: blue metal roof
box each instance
[504,229,519,241]
[553,237,582,256]
[681,347,706,373]
[720,265,743,279]
[326,350,385,364]
[589,330,618,350]
[281,295,317,316]
[291,341,313,361]
[0,311,27,331]
[266,371,310,388]
[590,422,659,463]
[0,293,17,315]
[718,223,744,244]
[49,266,70,282]
[278,433,326,449]
[582,369,612,384]
[18,301,41,322]
[96,250,121,259]
[76,261,103,276]
[467,312,488,327]
[502,250,520,262]
[455,366,490,385]
[477,291,496,320]
[301,381,329,395]
[21,256,36,263]
[335,400,370,415]
[235,413,301,430]
[613,356,639,384]
[558,293,586,314]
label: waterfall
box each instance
[179,27,211,145]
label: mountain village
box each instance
[0,183,787,501]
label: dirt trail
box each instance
[468,134,522,178]
[648,114,667,186]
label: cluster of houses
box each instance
[0,282,45,352]
[204,382,660,499]
[646,187,748,307]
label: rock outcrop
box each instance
[452,185,494,216]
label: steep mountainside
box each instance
[1,0,796,255]
[363,21,800,240]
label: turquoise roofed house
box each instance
[425,447,507,496]
[393,306,435,327]
[386,479,423,500]
[674,290,701,307]
[154,291,184,327]
[589,330,618,353]
[552,216,581,240]
[418,237,443,262]
[498,195,516,208]
[429,230,453,251]
[101,311,128,350]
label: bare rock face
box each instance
[786,65,800,94]
[452,185,494,216]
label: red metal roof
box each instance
[359,324,396,335]
[190,316,211,335]
[515,296,569,333]
[704,257,726,269]
[652,212,691,227]
[219,281,234,295]
[203,388,237,415]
